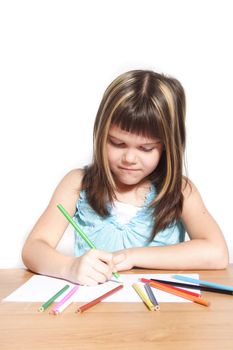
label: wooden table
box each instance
[1,267,233,350]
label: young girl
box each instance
[22,70,229,286]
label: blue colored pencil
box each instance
[144,283,160,310]
[151,278,233,295]
[173,274,233,292]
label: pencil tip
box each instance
[110,277,124,284]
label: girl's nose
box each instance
[122,149,137,164]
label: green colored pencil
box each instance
[38,284,70,312]
[57,203,121,280]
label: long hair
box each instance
[82,70,186,239]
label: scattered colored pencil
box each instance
[140,278,200,297]
[144,283,160,310]
[132,283,155,311]
[151,278,233,295]
[149,280,209,307]
[57,203,121,281]
[77,284,123,313]
[173,274,233,292]
[52,285,79,315]
[38,284,70,312]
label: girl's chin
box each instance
[114,175,143,187]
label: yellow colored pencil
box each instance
[132,283,155,311]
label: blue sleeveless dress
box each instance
[73,186,185,256]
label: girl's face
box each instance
[107,124,163,188]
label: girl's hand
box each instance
[112,249,134,271]
[67,249,116,286]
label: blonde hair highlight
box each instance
[82,70,186,238]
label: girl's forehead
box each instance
[108,124,160,142]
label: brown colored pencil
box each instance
[77,284,123,313]
[149,280,210,307]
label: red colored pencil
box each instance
[148,280,209,306]
[140,278,200,297]
[76,284,123,313]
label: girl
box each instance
[22,70,229,286]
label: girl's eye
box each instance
[141,142,162,152]
[109,139,125,147]
[140,147,154,152]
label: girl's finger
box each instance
[86,266,110,284]
[79,275,99,286]
[91,249,114,264]
[92,260,113,280]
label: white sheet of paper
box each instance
[2,274,200,303]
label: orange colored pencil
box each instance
[140,278,200,297]
[149,280,209,306]
[76,284,123,313]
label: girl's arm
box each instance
[113,179,229,270]
[22,169,115,285]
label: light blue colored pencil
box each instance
[173,274,233,292]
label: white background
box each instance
[0,0,232,267]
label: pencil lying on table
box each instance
[149,280,210,307]
[76,284,123,313]
[132,283,155,311]
[144,283,160,310]
[38,284,70,312]
[52,285,79,315]
[151,278,233,295]
[173,275,233,293]
[140,278,200,297]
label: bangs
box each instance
[111,97,165,141]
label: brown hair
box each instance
[82,70,186,239]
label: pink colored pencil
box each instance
[52,285,79,315]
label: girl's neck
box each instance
[114,180,151,207]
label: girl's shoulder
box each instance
[181,176,197,200]
[181,176,205,217]
[60,168,84,193]
[52,169,85,211]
